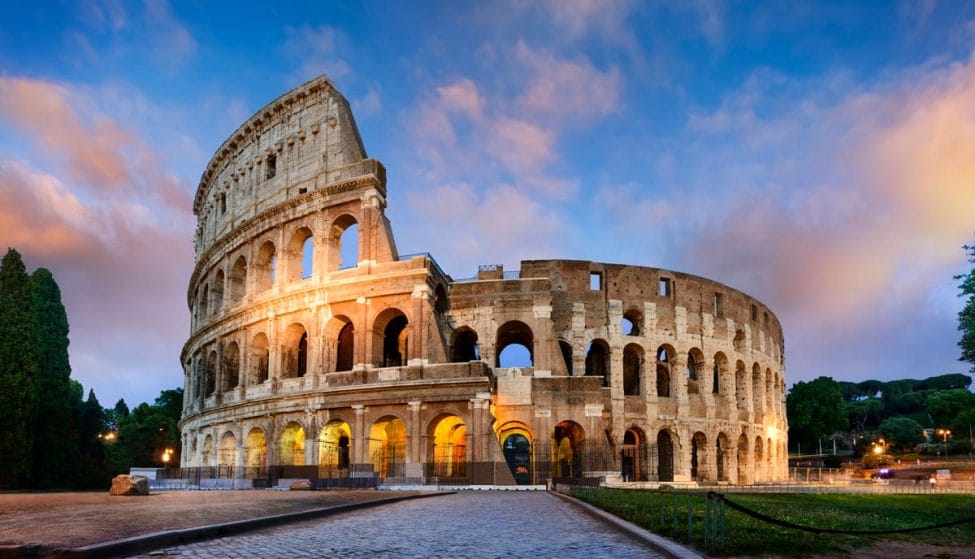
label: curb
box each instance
[548,491,704,559]
[1,491,451,559]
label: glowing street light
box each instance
[161,448,174,466]
[937,429,951,458]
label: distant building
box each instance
[179,75,788,486]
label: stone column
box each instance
[406,401,423,479]
[351,405,367,471]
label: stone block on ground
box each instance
[109,474,149,496]
[290,479,313,491]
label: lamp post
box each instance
[937,429,951,459]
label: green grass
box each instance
[570,488,975,558]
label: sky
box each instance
[1,1,974,408]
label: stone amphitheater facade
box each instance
[179,75,788,486]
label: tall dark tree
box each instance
[29,268,77,488]
[77,389,107,488]
[958,243,975,375]
[0,248,37,488]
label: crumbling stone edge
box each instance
[0,491,451,559]
[548,490,704,559]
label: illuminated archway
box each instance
[278,422,306,466]
[218,432,236,467]
[429,415,467,478]
[369,416,406,478]
[318,420,352,476]
[498,423,534,485]
[245,428,267,473]
[553,421,585,478]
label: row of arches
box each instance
[448,321,784,415]
[192,217,360,329]
[195,413,469,478]
[190,307,413,403]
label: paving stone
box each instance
[128,492,666,558]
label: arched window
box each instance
[256,241,276,291]
[451,328,479,362]
[222,341,240,391]
[657,430,674,482]
[229,256,247,304]
[713,352,728,395]
[686,349,704,394]
[212,270,225,314]
[434,285,449,314]
[585,340,610,387]
[735,361,748,410]
[250,333,269,384]
[656,346,673,397]
[205,350,217,395]
[281,324,308,378]
[287,227,314,282]
[329,215,359,271]
[558,340,573,375]
[752,363,764,411]
[199,284,209,320]
[373,309,409,367]
[336,321,355,372]
[496,321,534,367]
[623,344,642,396]
[622,309,642,336]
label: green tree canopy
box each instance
[30,268,77,488]
[0,248,37,488]
[878,416,925,451]
[787,376,848,451]
[925,389,975,428]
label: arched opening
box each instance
[318,420,352,476]
[752,363,764,411]
[451,328,479,362]
[335,319,355,372]
[558,340,573,375]
[713,352,727,395]
[686,349,704,394]
[205,350,217,396]
[621,428,648,482]
[733,329,745,352]
[737,435,749,485]
[585,339,610,387]
[245,428,267,472]
[656,346,673,397]
[280,324,308,379]
[250,333,270,384]
[553,421,585,479]
[218,432,236,467]
[765,368,774,410]
[373,309,409,367]
[754,436,765,483]
[767,437,774,481]
[212,270,224,314]
[255,241,276,291]
[735,361,748,410]
[369,416,406,478]
[496,321,534,367]
[500,426,533,485]
[201,435,213,467]
[222,341,240,391]
[691,431,709,481]
[199,284,209,321]
[429,415,467,478]
[657,430,674,482]
[716,432,731,482]
[623,344,643,396]
[287,227,314,282]
[329,215,359,271]
[278,422,306,466]
[622,309,642,336]
[229,256,247,304]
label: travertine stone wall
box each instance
[180,76,788,485]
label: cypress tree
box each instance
[958,243,975,375]
[30,268,77,488]
[0,248,37,488]
[78,389,107,488]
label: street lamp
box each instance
[161,448,174,467]
[937,429,951,458]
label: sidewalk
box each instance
[0,489,427,556]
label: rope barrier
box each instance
[709,491,975,535]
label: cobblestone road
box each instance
[131,491,665,558]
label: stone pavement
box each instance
[130,491,669,558]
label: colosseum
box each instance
[179,75,788,487]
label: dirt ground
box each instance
[0,490,412,550]
[807,540,975,559]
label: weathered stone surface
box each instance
[179,75,789,486]
[109,475,149,496]
[290,480,313,491]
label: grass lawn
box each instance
[570,488,975,557]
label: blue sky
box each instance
[1,1,974,407]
